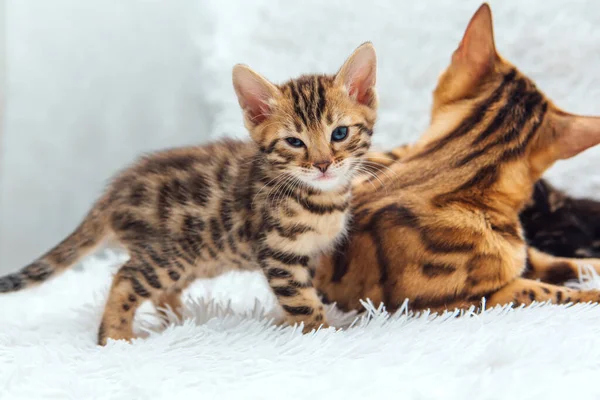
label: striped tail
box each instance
[0,205,109,293]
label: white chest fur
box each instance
[265,209,349,256]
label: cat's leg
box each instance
[259,246,328,333]
[486,277,600,307]
[98,256,158,345]
[98,243,192,345]
[156,288,184,322]
[523,247,600,285]
[155,271,199,322]
[405,250,600,313]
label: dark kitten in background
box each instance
[521,180,600,258]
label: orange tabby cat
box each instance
[315,4,600,313]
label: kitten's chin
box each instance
[302,175,348,192]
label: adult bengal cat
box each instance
[315,4,600,313]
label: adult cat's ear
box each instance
[335,42,377,109]
[553,112,600,159]
[232,64,279,126]
[451,3,497,80]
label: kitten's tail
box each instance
[0,198,111,293]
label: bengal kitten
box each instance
[315,4,600,314]
[0,43,378,344]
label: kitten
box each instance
[521,179,600,259]
[0,43,378,345]
[315,4,600,313]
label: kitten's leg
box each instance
[260,247,328,333]
[155,271,198,322]
[156,289,184,322]
[486,277,600,307]
[98,256,161,345]
[523,247,600,285]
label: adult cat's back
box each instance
[316,4,600,313]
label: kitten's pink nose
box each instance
[313,160,332,173]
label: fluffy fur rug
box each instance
[2,251,600,399]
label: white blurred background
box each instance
[1,0,599,273]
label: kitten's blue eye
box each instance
[285,137,305,148]
[331,126,349,142]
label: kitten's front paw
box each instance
[301,320,330,334]
[284,313,330,333]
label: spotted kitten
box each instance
[0,43,378,345]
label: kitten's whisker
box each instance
[283,175,303,207]
[350,166,388,192]
[254,174,285,201]
[270,176,293,205]
[253,172,288,207]
[357,160,399,178]
[272,171,306,209]
[284,174,303,209]
[351,159,397,184]
[348,169,377,190]
[268,174,298,208]
[357,164,396,183]
[266,175,292,204]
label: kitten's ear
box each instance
[451,3,497,79]
[554,113,600,159]
[335,42,377,109]
[232,64,279,126]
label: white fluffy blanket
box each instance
[2,251,600,399]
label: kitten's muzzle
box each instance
[313,161,332,173]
